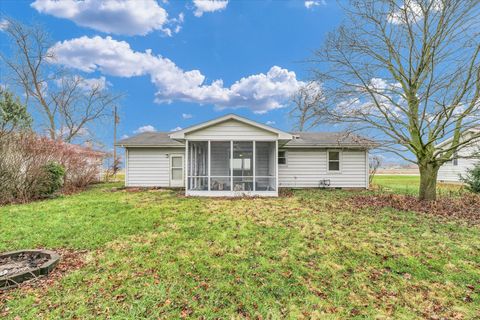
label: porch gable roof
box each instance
[168,114,293,140]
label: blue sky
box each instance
[0,0,343,146]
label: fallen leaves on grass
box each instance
[351,193,480,225]
[0,248,88,316]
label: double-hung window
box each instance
[453,152,458,166]
[278,150,287,165]
[328,150,341,172]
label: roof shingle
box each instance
[116,131,373,148]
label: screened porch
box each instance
[186,140,277,196]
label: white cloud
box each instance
[193,0,228,17]
[182,113,193,119]
[134,125,156,133]
[55,75,109,91]
[170,126,183,132]
[0,19,9,31]
[336,78,404,118]
[31,0,177,36]
[56,126,89,138]
[388,0,442,24]
[80,76,109,90]
[50,36,304,113]
[304,0,326,9]
[265,120,276,126]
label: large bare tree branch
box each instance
[293,0,480,200]
[1,18,121,143]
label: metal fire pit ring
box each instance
[0,249,60,290]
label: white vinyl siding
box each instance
[278,148,367,188]
[438,144,480,182]
[126,147,184,187]
[185,119,277,140]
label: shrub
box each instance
[40,162,65,196]
[0,132,104,204]
[461,163,480,193]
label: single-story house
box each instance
[437,129,480,183]
[116,114,374,196]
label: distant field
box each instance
[373,174,464,196]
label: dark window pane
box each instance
[329,161,340,171]
[278,150,286,165]
[329,151,339,161]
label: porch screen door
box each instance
[170,155,184,187]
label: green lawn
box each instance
[373,174,464,196]
[1,183,479,319]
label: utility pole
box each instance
[113,105,119,180]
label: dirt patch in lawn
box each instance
[0,249,88,315]
[351,193,480,225]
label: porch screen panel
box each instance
[232,141,253,191]
[188,141,208,190]
[255,141,276,191]
[210,141,231,191]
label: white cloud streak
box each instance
[50,36,304,113]
[388,0,442,24]
[134,125,156,133]
[304,0,326,9]
[0,19,9,31]
[193,0,228,17]
[31,0,179,36]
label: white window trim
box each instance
[278,150,287,166]
[327,150,342,173]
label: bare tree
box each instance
[369,155,382,186]
[0,18,120,142]
[294,0,480,200]
[51,76,118,143]
[289,81,323,131]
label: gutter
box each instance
[115,144,185,148]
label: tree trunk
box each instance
[418,163,439,201]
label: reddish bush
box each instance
[0,133,105,204]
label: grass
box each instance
[373,174,464,196]
[1,182,479,319]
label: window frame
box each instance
[453,152,458,166]
[278,150,287,166]
[327,150,342,173]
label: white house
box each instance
[437,129,480,183]
[116,114,374,196]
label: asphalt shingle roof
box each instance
[284,132,373,147]
[116,132,184,147]
[116,131,373,148]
